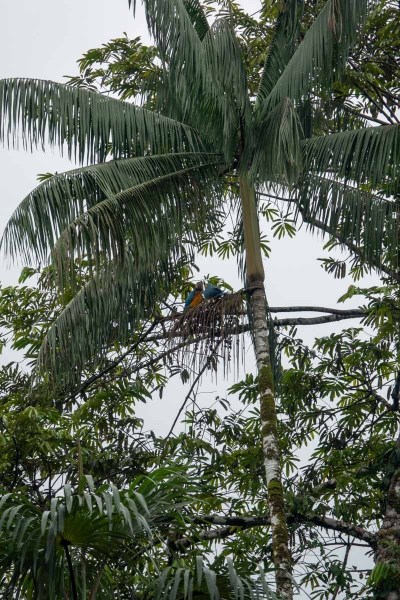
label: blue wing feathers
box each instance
[204,284,225,299]
[184,289,196,308]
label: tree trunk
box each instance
[374,466,400,599]
[239,174,293,600]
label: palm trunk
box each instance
[374,466,400,599]
[239,174,293,600]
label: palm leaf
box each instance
[133,1,244,158]
[150,558,278,600]
[298,124,400,270]
[256,0,303,104]
[0,78,203,163]
[0,468,197,599]
[50,159,223,289]
[260,0,372,113]
[134,0,206,89]
[250,97,303,186]
[202,18,249,116]
[183,0,210,40]
[39,245,194,387]
[295,176,400,269]
[302,124,400,194]
[1,152,223,265]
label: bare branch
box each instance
[369,390,396,412]
[164,340,222,442]
[183,512,377,548]
[302,513,377,549]
[270,306,364,316]
[275,314,363,326]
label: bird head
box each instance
[195,281,204,291]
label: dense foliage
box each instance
[1,266,400,599]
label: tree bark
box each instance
[374,466,400,599]
[239,174,293,600]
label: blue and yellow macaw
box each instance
[184,281,204,310]
[204,283,225,299]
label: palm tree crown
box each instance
[0,0,398,382]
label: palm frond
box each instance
[183,0,210,40]
[0,468,198,599]
[302,124,400,194]
[250,97,303,186]
[1,152,224,265]
[133,1,245,158]
[50,159,223,288]
[134,0,206,88]
[0,78,203,163]
[256,0,303,104]
[261,0,371,112]
[151,558,278,600]
[200,18,251,156]
[203,19,249,116]
[295,176,400,270]
[38,247,194,387]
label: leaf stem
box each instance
[62,540,78,600]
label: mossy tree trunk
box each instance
[239,174,293,600]
[374,466,400,599]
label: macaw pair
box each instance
[184,282,225,310]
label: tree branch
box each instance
[391,371,400,411]
[164,341,222,442]
[301,513,377,549]
[183,512,377,548]
[61,540,79,600]
[269,306,364,316]
[369,390,396,412]
[274,314,363,326]
[72,305,367,397]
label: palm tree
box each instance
[0,468,182,598]
[1,1,399,597]
[2,466,274,600]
